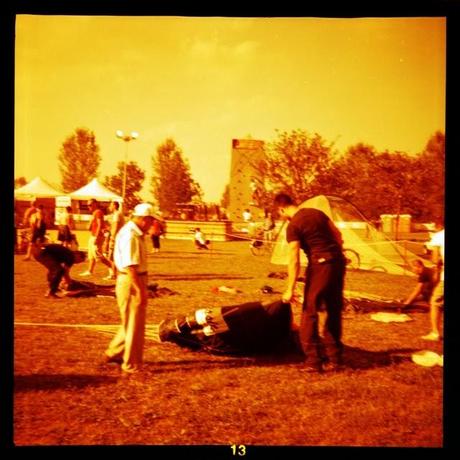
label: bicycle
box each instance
[249,237,274,256]
[343,248,360,270]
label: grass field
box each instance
[13,239,443,447]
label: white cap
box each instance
[132,203,156,217]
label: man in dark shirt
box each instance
[152,299,295,355]
[274,193,346,373]
[32,244,86,298]
[402,259,436,309]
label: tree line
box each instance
[251,129,444,223]
[55,127,202,215]
[15,127,444,223]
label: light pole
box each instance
[115,130,138,210]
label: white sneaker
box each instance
[79,271,92,277]
[421,332,441,341]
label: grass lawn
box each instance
[13,239,443,447]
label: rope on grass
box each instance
[14,322,162,340]
[222,231,425,249]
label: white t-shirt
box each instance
[243,211,252,222]
[195,231,206,245]
[428,229,444,281]
[114,220,148,273]
[111,210,125,236]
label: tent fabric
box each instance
[270,195,421,276]
[69,178,122,201]
[14,176,63,198]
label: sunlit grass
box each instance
[14,239,443,446]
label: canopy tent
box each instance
[14,177,63,227]
[69,178,122,202]
[270,195,422,276]
[14,176,62,199]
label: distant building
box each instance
[227,138,265,222]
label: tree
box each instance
[325,135,445,222]
[252,129,339,205]
[412,131,445,223]
[15,177,27,189]
[325,144,422,220]
[220,184,230,209]
[104,161,145,212]
[151,138,202,216]
[58,127,101,192]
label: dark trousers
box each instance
[151,235,160,249]
[35,252,65,294]
[300,258,346,366]
[195,240,209,249]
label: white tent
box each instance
[270,195,422,277]
[14,176,62,199]
[69,178,122,201]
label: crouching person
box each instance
[194,228,210,250]
[32,243,86,298]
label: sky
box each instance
[14,16,446,203]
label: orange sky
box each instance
[15,16,446,202]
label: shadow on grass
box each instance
[15,374,118,392]
[343,345,419,370]
[153,274,253,281]
[150,251,237,256]
[145,345,419,373]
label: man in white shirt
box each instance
[104,203,156,373]
[194,227,209,249]
[422,228,444,341]
[242,209,252,222]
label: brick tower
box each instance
[227,138,265,222]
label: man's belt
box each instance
[310,252,345,265]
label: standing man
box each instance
[22,200,39,260]
[104,200,125,279]
[80,199,112,277]
[149,218,164,253]
[274,193,346,373]
[422,226,444,341]
[263,210,275,241]
[104,203,156,374]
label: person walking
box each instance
[104,203,156,374]
[194,227,209,249]
[422,227,444,341]
[24,204,47,260]
[263,210,275,241]
[274,193,346,373]
[22,200,38,260]
[57,206,75,248]
[80,199,112,277]
[149,218,163,253]
[104,200,125,279]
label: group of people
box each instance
[26,192,445,375]
[79,199,125,280]
[28,200,158,374]
[101,193,349,374]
